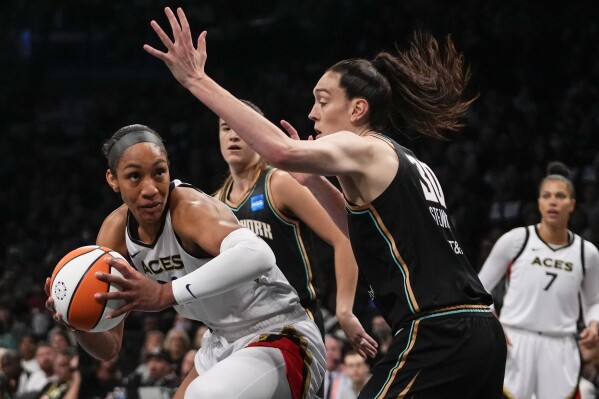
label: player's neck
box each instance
[538,223,569,245]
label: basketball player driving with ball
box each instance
[45,123,326,399]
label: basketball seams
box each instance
[51,246,128,332]
[69,250,111,331]
[51,245,99,281]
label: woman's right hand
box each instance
[44,277,63,323]
[143,7,208,88]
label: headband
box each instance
[108,131,166,169]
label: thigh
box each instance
[185,346,291,399]
[503,326,538,399]
[536,335,580,399]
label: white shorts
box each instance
[193,307,325,399]
[503,325,580,399]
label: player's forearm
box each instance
[184,75,291,163]
[74,328,122,361]
[334,243,360,318]
[172,229,275,304]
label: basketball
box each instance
[50,245,129,332]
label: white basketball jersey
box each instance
[125,181,300,330]
[500,226,585,334]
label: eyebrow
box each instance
[122,159,168,170]
[313,88,331,96]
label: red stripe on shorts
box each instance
[248,336,305,399]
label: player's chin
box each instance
[136,205,164,222]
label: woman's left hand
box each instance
[94,257,175,319]
[337,312,378,359]
[579,321,599,349]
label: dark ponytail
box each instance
[328,32,476,139]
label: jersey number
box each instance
[406,155,446,207]
[544,272,558,290]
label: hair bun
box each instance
[547,161,571,179]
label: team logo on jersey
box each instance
[239,219,273,240]
[141,255,185,275]
[531,256,573,271]
[250,194,265,211]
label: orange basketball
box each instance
[50,245,128,332]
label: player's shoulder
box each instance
[582,237,599,256]
[268,167,298,187]
[169,183,235,224]
[102,204,128,229]
[503,226,530,240]
[170,184,224,211]
[97,204,128,252]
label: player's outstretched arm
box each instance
[144,7,365,178]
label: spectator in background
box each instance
[34,348,81,399]
[179,349,196,384]
[26,343,56,394]
[0,349,36,398]
[340,350,371,399]
[162,328,190,377]
[478,162,599,398]
[0,304,21,351]
[46,330,72,355]
[323,334,351,399]
[17,334,40,374]
[124,348,178,399]
[79,356,123,399]
[138,330,165,366]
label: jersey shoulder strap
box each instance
[581,234,586,277]
[511,226,530,263]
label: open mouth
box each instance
[228,145,242,150]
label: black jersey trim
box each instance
[533,224,575,252]
[371,319,420,398]
[346,204,420,314]
[512,226,530,263]
[126,180,212,258]
[581,235,586,277]
[264,168,317,302]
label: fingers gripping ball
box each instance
[50,245,128,332]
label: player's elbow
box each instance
[233,231,276,276]
[246,238,277,275]
[263,143,297,170]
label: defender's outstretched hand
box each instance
[143,7,207,87]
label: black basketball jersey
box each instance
[224,167,320,308]
[346,134,492,333]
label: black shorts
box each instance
[358,311,506,399]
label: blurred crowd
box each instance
[2,1,599,398]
